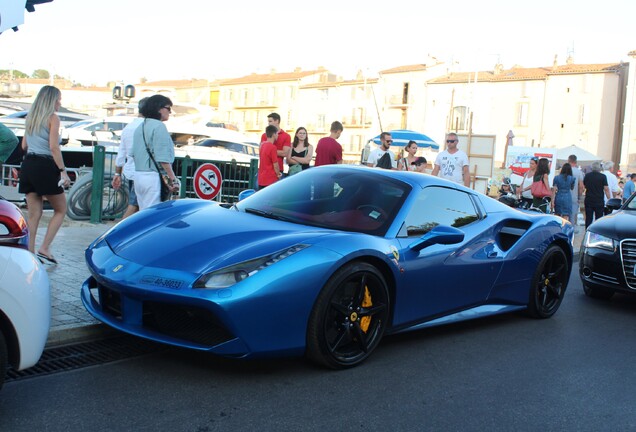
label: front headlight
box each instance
[583,231,615,251]
[193,244,308,289]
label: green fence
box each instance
[89,146,258,223]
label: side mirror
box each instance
[238,189,256,201]
[409,225,464,252]
[605,198,622,211]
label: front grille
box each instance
[92,283,235,348]
[99,285,122,319]
[621,239,636,290]
[143,301,235,347]
[590,271,620,285]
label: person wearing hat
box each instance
[111,97,149,219]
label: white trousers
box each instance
[134,171,161,210]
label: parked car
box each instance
[82,166,573,369]
[579,197,636,299]
[188,137,259,156]
[0,197,50,389]
[61,116,136,147]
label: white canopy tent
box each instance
[556,145,601,166]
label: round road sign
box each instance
[193,163,222,200]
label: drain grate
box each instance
[6,335,167,383]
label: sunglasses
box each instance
[162,106,172,112]
[384,140,393,143]
[446,139,457,143]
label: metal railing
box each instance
[89,146,258,222]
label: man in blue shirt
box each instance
[623,173,636,202]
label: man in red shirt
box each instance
[314,121,344,166]
[260,112,290,173]
[258,125,281,189]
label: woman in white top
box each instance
[517,157,538,207]
[397,140,426,173]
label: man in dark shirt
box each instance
[583,161,611,229]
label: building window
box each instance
[402,82,409,104]
[516,102,529,126]
[451,106,469,131]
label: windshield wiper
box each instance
[244,207,292,222]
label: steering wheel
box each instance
[356,205,387,221]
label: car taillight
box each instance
[0,201,29,250]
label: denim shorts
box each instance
[127,179,138,206]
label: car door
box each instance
[393,186,505,326]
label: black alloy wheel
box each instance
[307,262,390,369]
[527,245,569,318]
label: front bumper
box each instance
[579,241,636,294]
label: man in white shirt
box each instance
[431,132,470,186]
[366,132,397,169]
[111,97,148,219]
[601,160,621,203]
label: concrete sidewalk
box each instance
[31,210,586,348]
[31,211,117,347]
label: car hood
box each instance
[101,200,333,273]
[589,210,636,240]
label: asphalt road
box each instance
[2,262,636,432]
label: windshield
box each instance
[235,168,410,236]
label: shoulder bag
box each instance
[531,175,551,198]
[142,120,172,202]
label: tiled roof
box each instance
[139,79,209,88]
[220,70,325,85]
[381,64,429,74]
[300,77,379,89]
[429,63,623,84]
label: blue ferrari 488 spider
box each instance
[82,165,574,368]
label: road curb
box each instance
[45,323,119,348]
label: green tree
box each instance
[32,69,50,79]
[0,69,28,78]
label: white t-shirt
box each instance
[434,149,469,184]
[602,170,620,203]
[115,118,143,180]
[367,147,397,169]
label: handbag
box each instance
[288,164,302,176]
[531,176,551,198]
[142,120,173,202]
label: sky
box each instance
[1,0,634,87]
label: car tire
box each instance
[306,262,390,369]
[527,245,569,318]
[0,330,7,390]
[582,283,614,300]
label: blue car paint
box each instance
[82,165,574,361]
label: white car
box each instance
[0,198,50,389]
[62,116,136,147]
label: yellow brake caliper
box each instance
[359,286,372,332]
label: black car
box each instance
[579,197,636,299]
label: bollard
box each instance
[90,145,105,223]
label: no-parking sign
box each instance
[193,163,222,200]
